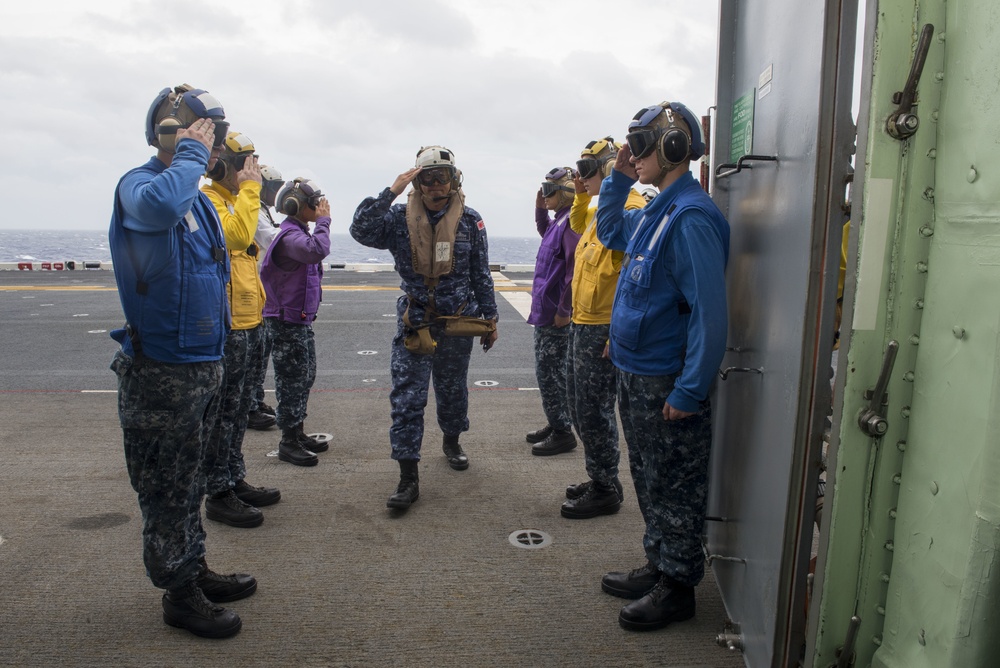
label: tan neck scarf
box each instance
[405,188,465,284]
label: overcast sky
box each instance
[1,0,720,238]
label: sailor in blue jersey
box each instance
[595,101,730,633]
[108,85,256,640]
[351,146,499,512]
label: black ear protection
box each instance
[206,159,228,182]
[657,107,693,168]
[279,183,305,216]
[206,152,252,182]
[278,179,323,217]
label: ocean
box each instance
[0,230,540,266]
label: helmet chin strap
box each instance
[655,158,681,186]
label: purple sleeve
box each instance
[557,223,581,317]
[535,207,550,236]
[278,217,332,264]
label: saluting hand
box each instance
[535,188,545,209]
[316,198,331,217]
[176,118,215,153]
[615,143,639,181]
[238,154,262,185]
[390,168,422,196]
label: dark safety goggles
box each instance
[211,120,230,148]
[575,157,602,180]
[417,167,455,186]
[540,182,574,198]
[626,127,662,159]
[226,152,258,171]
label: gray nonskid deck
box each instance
[0,271,743,668]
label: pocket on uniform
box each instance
[612,256,652,350]
[179,272,224,349]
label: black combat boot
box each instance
[525,424,553,444]
[618,574,696,632]
[565,476,624,502]
[531,429,577,456]
[246,410,276,431]
[278,427,318,467]
[560,479,622,519]
[205,489,264,528]
[442,434,469,471]
[233,478,281,507]
[601,560,662,599]
[295,424,329,453]
[162,580,242,639]
[387,459,419,510]
[196,558,257,602]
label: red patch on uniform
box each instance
[477,219,485,230]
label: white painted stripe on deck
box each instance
[495,272,533,320]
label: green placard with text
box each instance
[730,91,755,163]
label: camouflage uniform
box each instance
[567,323,619,484]
[248,330,272,412]
[267,318,316,430]
[533,325,573,433]
[351,187,498,462]
[617,371,712,587]
[389,302,475,460]
[204,326,264,495]
[111,351,223,589]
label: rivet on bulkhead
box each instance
[918,629,927,646]
[919,225,934,238]
[884,541,894,552]
[930,481,940,495]
[953,326,966,339]
[896,440,907,452]
[926,148,936,159]
[934,71,945,82]
[910,335,921,345]
[901,406,911,418]
[903,372,915,382]
[923,188,935,200]
[967,166,979,184]
[914,299,924,310]
[916,261,928,273]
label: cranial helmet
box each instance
[145,84,228,153]
[540,166,576,209]
[277,177,324,217]
[625,101,704,174]
[259,164,284,207]
[207,130,256,182]
[577,136,620,179]
[414,145,461,191]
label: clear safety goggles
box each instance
[417,167,455,186]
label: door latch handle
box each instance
[886,24,934,140]
[858,340,899,437]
